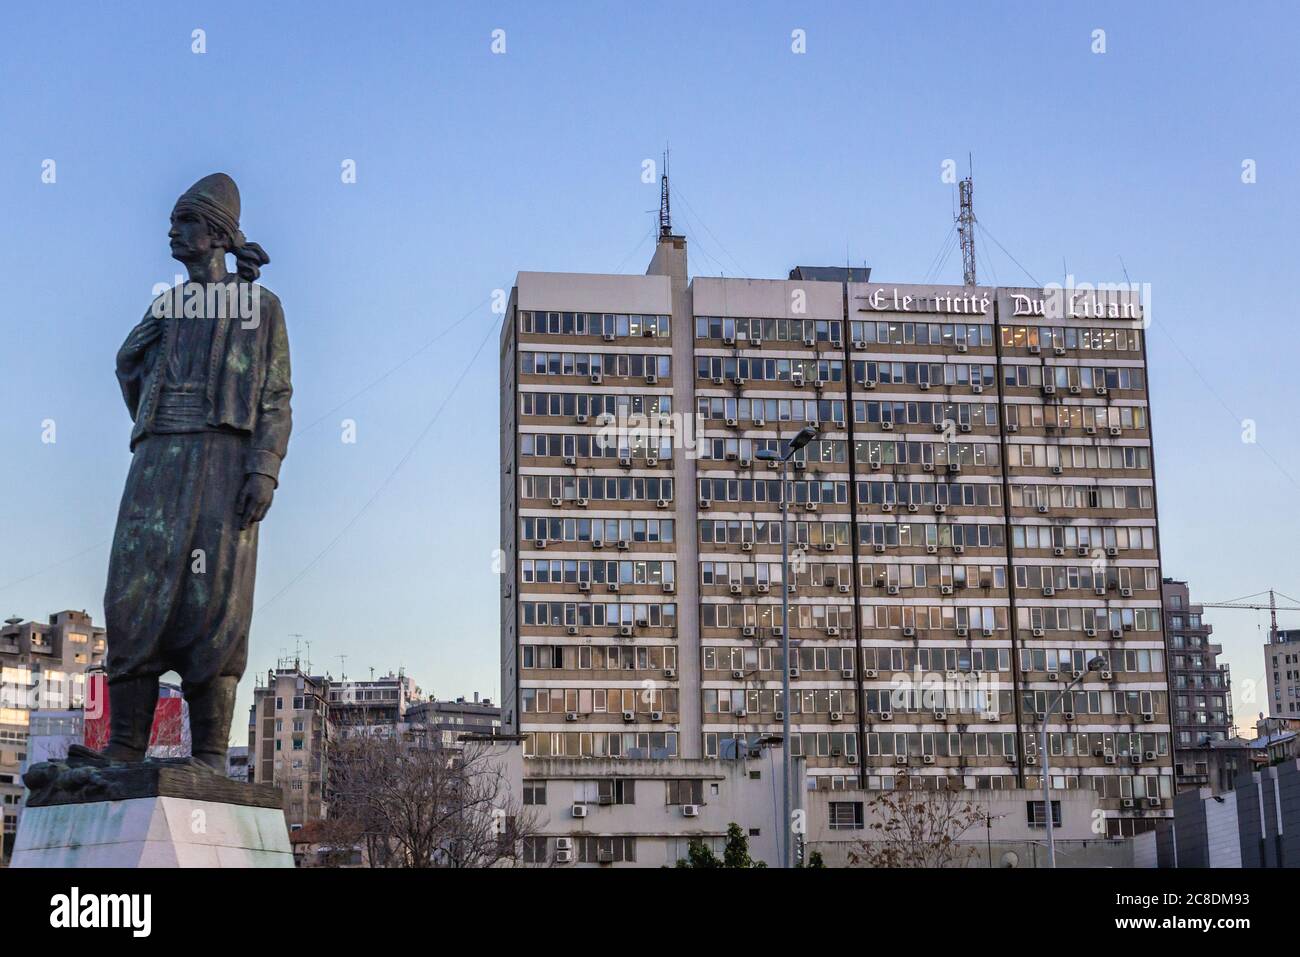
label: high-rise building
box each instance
[500,228,1173,837]
[1265,629,1300,719]
[0,610,105,858]
[1161,578,1233,790]
[247,661,330,829]
[326,671,423,738]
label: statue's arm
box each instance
[247,296,292,484]
[116,309,164,420]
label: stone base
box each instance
[11,796,294,867]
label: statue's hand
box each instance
[237,473,276,529]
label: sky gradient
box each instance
[2,1,1296,735]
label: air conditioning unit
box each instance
[934,503,947,514]
[1108,426,1121,437]
[576,412,589,424]
[1104,754,1116,765]
[956,343,968,354]
[1130,753,1143,764]
[933,710,947,721]
[572,804,587,818]
[902,627,916,637]
[576,497,589,508]
[730,583,742,594]
[1078,545,1090,556]
[1110,628,1123,639]
[1069,385,1082,395]
[725,417,738,428]
[804,502,819,512]
[838,584,850,594]
[646,455,658,466]
[895,755,909,766]
[1051,465,1063,475]
[1085,425,1097,435]
[739,457,752,468]
[1120,587,1133,597]
[554,850,573,863]
[923,462,935,472]
[773,711,784,721]
[619,625,633,637]
[829,711,843,722]
[741,541,754,552]
[1032,627,1045,637]
[699,499,711,510]
[865,669,879,678]
[879,711,893,722]
[650,711,663,722]
[1053,547,1065,556]
[1037,504,1049,514]
[772,626,783,637]
[1042,384,1056,396]
[622,710,635,722]
[753,416,766,427]
[741,627,755,638]
[1105,546,1119,557]
[664,667,676,678]
[881,421,894,432]
[821,542,835,552]
[947,463,961,474]
[1095,384,1108,395]
[1121,798,1135,808]
[926,544,938,554]
[1100,671,1112,680]
[1053,345,1066,356]
[789,667,801,679]
[886,585,899,596]
[863,379,877,390]
[1024,755,1037,766]
[1141,712,1154,722]
[682,804,700,817]
[1063,711,1075,721]
[755,582,769,593]
[732,669,745,679]
[1047,671,1058,681]
[567,625,579,636]
[826,626,840,637]
[1043,586,1055,596]
[1007,423,1019,432]
[1147,797,1162,808]
[535,539,547,549]
[956,626,969,637]
[645,373,658,384]
[874,543,886,554]
[607,581,620,593]
[940,584,953,595]
[919,381,931,391]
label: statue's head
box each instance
[169,173,269,281]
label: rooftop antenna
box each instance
[957,155,976,286]
[658,147,672,237]
[336,654,348,681]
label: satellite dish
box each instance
[1000,851,1019,869]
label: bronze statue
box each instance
[85,173,291,773]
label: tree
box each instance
[846,787,983,868]
[316,728,537,868]
[676,822,767,868]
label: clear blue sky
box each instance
[2,1,1296,736]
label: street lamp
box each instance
[755,425,818,869]
[1040,654,1107,867]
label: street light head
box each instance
[1086,655,1108,672]
[791,426,818,450]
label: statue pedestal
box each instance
[12,759,293,868]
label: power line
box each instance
[256,314,499,612]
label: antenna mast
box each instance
[659,148,672,237]
[957,165,976,287]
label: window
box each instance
[522,837,548,864]
[523,781,547,806]
[828,800,864,830]
[598,778,635,805]
[1027,800,1062,828]
[666,779,704,805]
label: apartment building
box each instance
[500,228,1173,839]
[0,610,105,858]
[326,671,423,738]
[247,661,330,829]
[1265,629,1300,718]
[406,693,502,749]
[1161,578,1233,791]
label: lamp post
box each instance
[756,425,818,869]
[1040,654,1107,867]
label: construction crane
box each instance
[1201,589,1300,643]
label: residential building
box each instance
[406,693,501,748]
[0,610,105,858]
[500,220,1173,839]
[1162,578,1233,791]
[1265,628,1300,718]
[326,671,423,738]
[226,745,250,783]
[247,661,330,830]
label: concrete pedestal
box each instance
[11,795,294,867]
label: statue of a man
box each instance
[96,173,291,772]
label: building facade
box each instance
[405,693,502,748]
[1162,578,1233,791]
[1265,628,1300,718]
[0,610,105,857]
[326,671,422,738]
[500,230,1173,838]
[247,662,330,829]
